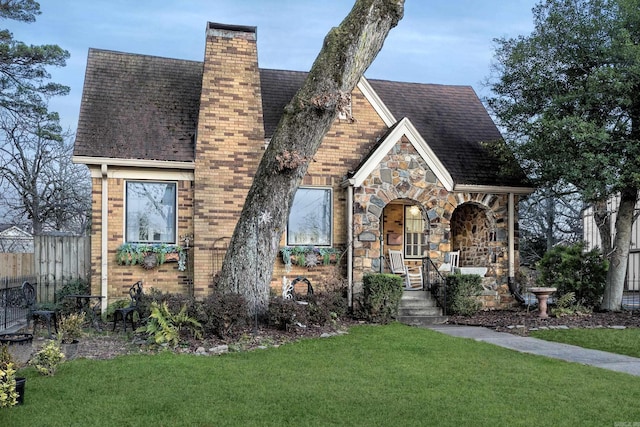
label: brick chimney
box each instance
[193,22,265,296]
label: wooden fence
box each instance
[0,235,91,303]
[0,253,34,278]
[33,235,91,301]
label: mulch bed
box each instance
[25,309,640,360]
[447,308,640,335]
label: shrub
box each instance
[58,312,86,343]
[306,291,348,326]
[0,345,18,407]
[139,301,202,347]
[267,297,307,331]
[54,279,90,316]
[199,291,248,338]
[446,274,482,316]
[362,274,403,324]
[136,288,200,325]
[29,340,65,376]
[536,243,608,307]
[550,292,592,318]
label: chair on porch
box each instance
[388,250,423,290]
[438,250,460,274]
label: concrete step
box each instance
[398,315,449,326]
[399,306,443,317]
[398,290,446,326]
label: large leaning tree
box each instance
[217,0,404,316]
[487,0,640,311]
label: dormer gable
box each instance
[349,117,454,191]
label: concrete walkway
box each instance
[428,324,640,377]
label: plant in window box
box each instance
[280,247,293,272]
[291,246,307,267]
[115,243,185,269]
[318,247,341,265]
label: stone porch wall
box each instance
[351,135,517,292]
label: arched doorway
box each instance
[450,203,495,269]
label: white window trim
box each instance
[404,205,426,259]
[124,180,178,244]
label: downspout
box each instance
[100,164,109,312]
[346,184,353,309]
[507,192,524,304]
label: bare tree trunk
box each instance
[600,186,638,311]
[217,0,404,315]
[593,199,612,258]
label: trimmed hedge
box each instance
[446,274,482,316]
[362,274,403,323]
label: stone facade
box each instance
[351,135,519,300]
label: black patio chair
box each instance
[112,281,143,332]
[22,281,58,339]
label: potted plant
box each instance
[58,312,85,360]
[0,332,33,367]
[0,344,24,406]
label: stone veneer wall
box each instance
[352,135,515,292]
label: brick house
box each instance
[72,22,533,310]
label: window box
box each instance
[280,246,341,270]
[115,243,187,271]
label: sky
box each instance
[8,0,539,132]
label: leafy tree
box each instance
[519,185,584,265]
[0,0,69,115]
[218,0,404,316]
[0,1,87,234]
[488,0,640,311]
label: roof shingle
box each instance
[74,50,527,187]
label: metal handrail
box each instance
[422,257,447,315]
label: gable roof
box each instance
[366,79,523,187]
[0,225,32,238]
[73,50,528,188]
[350,117,454,190]
[73,49,202,163]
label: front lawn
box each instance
[3,323,639,426]
[530,327,640,358]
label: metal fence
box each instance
[0,275,36,331]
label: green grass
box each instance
[3,323,640,427]
[530,327,640,358]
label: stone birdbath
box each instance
[529,287,557,319]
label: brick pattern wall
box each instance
[192,26,265,297]
[90,175,194,302]
[269,86,388,291]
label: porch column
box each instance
[100,164,108,312]
[508,192,515,283]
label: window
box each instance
[404,205,426,258]
[125,181,176,243]
[287,187,332,246]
